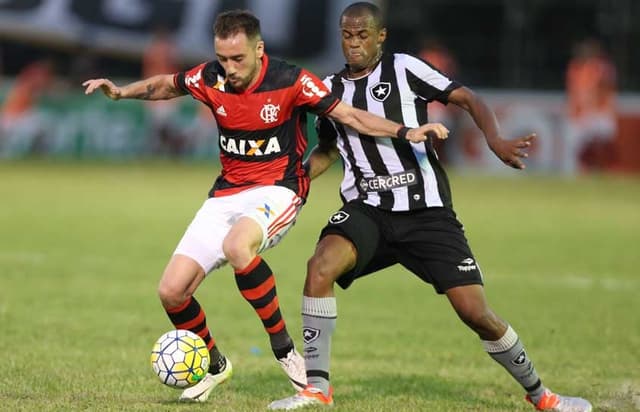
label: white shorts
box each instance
[174,185,303,274]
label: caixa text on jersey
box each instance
[219,135,282,156]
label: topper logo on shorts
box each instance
[328,211,349,224]
[302,327,320,344]
[369,81,391,102]
[457,257,477,272]
[220,135,281,156]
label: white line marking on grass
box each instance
[0,250,112,266]
[489,272,638,291]
[0,250,46,264]
[600,381,640,411]
[563,274,638,291]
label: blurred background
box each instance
[1,0,639,175]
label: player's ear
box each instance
[378,28,387,44]
[255,40,265,58]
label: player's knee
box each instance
[157,280,189,309]
[457,306,504,337]
[460,308,491,329]
[305,254,339,294]
[222,236,253,269]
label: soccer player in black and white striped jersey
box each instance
[268,2,591,412]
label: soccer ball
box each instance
[150,329,210,388]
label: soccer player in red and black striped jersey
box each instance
[268,3,592,412]
[83,9,448,403]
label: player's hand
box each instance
[82,78,122,100]
[488,133,536,170]
[406,123,449,143]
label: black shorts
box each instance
[320,201,483,294]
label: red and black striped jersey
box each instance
[174,53,339,201]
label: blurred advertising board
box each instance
[0,0,357,73]
[433,91,640,174]
[1,86,639,173]
[0,88,219,159]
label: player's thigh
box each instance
[236,185,303,253]
[319,202,395,289]
[159,254,206,296]
[173,196,237,274]
[223,216,264,259]
[396,210,483,294]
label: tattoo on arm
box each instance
[134,84,156,100]
[124,75,182,100]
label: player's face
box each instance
[215,32,264,90]
[340,14,386,76]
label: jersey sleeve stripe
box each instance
[174,72,189,95]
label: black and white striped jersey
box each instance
[317,52,461,212]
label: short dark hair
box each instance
[214,10,261,40]
[340,2,384,29]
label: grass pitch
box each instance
[0,160,638,411]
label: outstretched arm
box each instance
[82,74,186,101]
[326,101,449,143]
[447,86,534,169]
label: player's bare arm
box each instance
[82,74,186,101]
[327,101,449,143]
[448,86,535,170]
[304,138,340,180]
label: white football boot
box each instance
[526,388,592,412]
[268,385,334,410]
[179,357,233,402]
[276,348,307,391]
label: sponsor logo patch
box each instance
[358,170,418,192]
[457,257,477,272]
[220,135,281,156]
[214,76,226,91]
[185,70,202,88]
[300,74,327,98]
[257,203,275,219]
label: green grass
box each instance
[1,160,639,411]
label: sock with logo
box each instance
[302,296,337,396]
[482,325,546,404]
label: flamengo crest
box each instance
[260,103,280,123]
[369,81,391,102]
